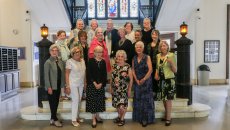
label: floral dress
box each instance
[111,63,130,108]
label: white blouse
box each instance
[66,58,86,87]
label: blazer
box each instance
[156,52,176,79]
[44,56,65,90]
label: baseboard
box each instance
[192,79,228,85]
[20,82,35,88]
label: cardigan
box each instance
[44,56,65,90]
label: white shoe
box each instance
[50,119,54,125]
[53,121,63,127]
[77,118,84,123]
[72,121,80,127]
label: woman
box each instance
[88,27,111,72]
[55,30,70,62]
[111,50,133,126]
[155,41,177,126]
[55,30,70,100]
[65,46,86,127]
[132,41,155,127]
[141,18,153,54]
[44,44,65,127]
[87,19,98,46]
[113,27,133,65]
[86,46,107,128]
[68,30,88,67]
[69,19,85,41]
[147,29,161,99]
[124,22,135,43]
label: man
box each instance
[103,19,120,58]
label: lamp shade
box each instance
[180,22,188,37]
[40,24,48,38]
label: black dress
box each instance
[86,58,107,113]
[141,28,153,54]
[113,39,133,65]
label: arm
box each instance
[140,56,152,85]
[128,68,133,97]
[166,53,177,73]
[132,59,140,85]
[65,68,71,95]
[44,60,52,94]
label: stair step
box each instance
[42,98,189,109]
[20,103,211,120]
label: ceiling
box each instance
[25,0,71,32]
[156,0,201,32]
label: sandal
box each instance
[118,120,125,126]
[113,117,120,123]
[165,120,172,126]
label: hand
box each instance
[47,87,53,95]
[139,78,145,85]
[136,80,141,86]
[65,87,71,95]
[166,58,173,65]
[110,88,113,95]
[155,73,160,80]
[98,83,102,89]
[128,90,131,97]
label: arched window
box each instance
[87,0,138,19]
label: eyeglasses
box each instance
[51,49,59,52]
[74,51,81,54]
[96,51,103,53]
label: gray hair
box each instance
[135,41,145,49]
[90,19,98,27]
[158,40,170,52]
[76,19,84,27]
[49,44,59,51]
[94,45,104,57]
[116,50,127,61]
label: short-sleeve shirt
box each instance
[66,58,86,87]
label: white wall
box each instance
[0,0,34,84]
[189,0,230,80]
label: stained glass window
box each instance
[88,0,95,18]
[130,0,138,17]
[108,0,118,18]
[87,0,138,18]
[120,0,128,17]
[97,0,105,18]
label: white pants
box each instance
[70,86,83,121]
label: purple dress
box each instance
[132,54,155,124]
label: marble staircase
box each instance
[20,92,211,120]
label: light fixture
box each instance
[180,22,188,37]
[40,24,48,39]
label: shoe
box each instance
[165,120,171,126]
[113,117,120,123]
[50,119,54,125]
[72,121,80,127]
[77,118,84,123]
[118,120,125,126]
[141,120,148,127]
[91,122,97,128]
[96,118,103,123]
[53,121,63,127]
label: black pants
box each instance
[48,87,61,121]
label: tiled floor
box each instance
[0,85,230,130]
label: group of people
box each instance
[44,18,177,128]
